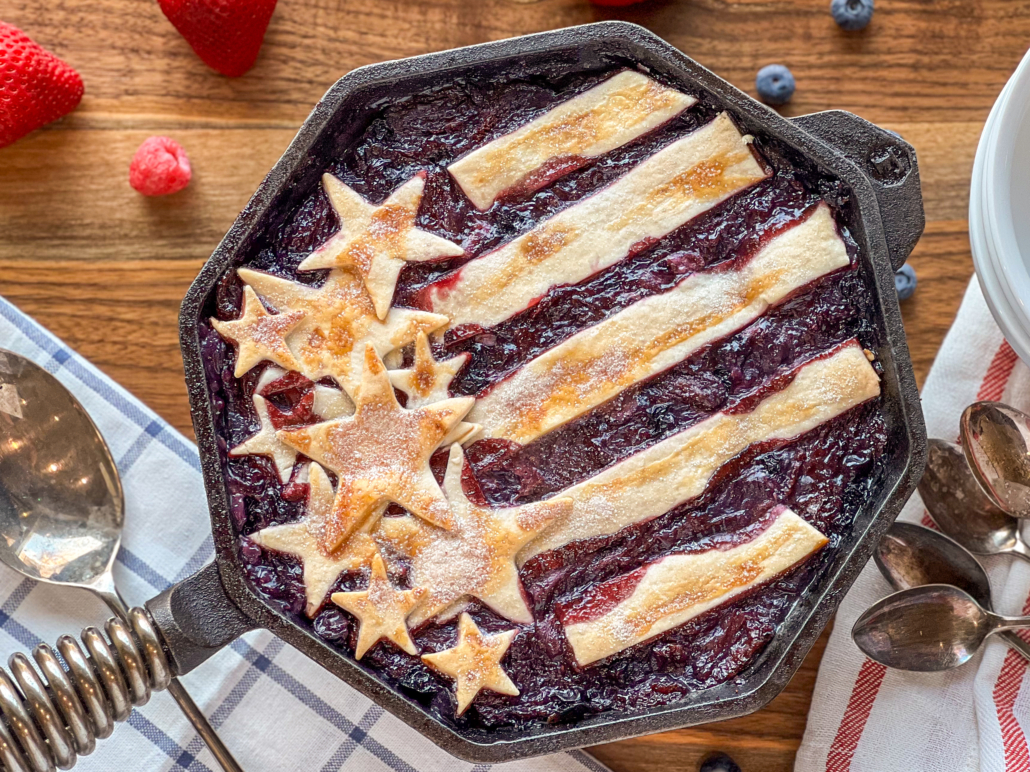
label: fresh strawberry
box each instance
[0,22,84,149]
[157,0,278,78]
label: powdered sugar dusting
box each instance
[562,508,828,665]
[469,203,849,445]
[380,445,569,626]
[521,341,879,562]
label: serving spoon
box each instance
[853,584,1030,671]
[873,521,1030,660]
[961,402,1030,518]
[0,350,243,772]
[919,438,1030,563]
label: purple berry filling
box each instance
[200,59,888,732]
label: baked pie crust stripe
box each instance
[430,112,770,330]
[561,507,828,666]
[469,203,850,444]
[448,71,696,210]
[520,342,880,562]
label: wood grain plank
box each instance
[0,0,1027,128]
[590,628,831,772]
[0,258,201,434]
[0,0,1016,769]
[893,122,980,223]
[902,220,977,387]
[0,129,295,260]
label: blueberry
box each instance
[831,0,874,30]
[894,263,917,300]
[755,64,795,106]
[700,752,742,772]
[312,607,351,641]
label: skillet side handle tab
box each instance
[146,561,257,676]
[792,109,925,271]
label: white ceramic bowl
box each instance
[971,50,1030,363]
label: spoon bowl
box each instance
[0,352,122,595]
[853,584,1000,671]
[919,438,1030,562]
[0,350,242,771]
[874,521,993,606]
[961,401,1030,518]
[872,521,1030,661]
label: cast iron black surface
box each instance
[165,22,927,761]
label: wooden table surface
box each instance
[0,0,1023,769]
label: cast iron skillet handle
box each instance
[145,562,257,677]
[791,109,926,271]
[0,563,255,771]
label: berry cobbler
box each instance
[201,60,888,731]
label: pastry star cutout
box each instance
[230,394,297,483]
[388,332,469,406]
[421,613,519,715]
[237,267,448,401]
[250,463,378,616]
[211,285,304,377]
[331,552,426,659]
[389,332,480,446]
[379,444,573,626]
[299,174,465,320]
[278,345,475,553]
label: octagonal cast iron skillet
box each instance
[0,22,927,769]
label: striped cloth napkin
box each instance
[796,278,1030,772]
[0,295,609,772]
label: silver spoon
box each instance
[853,584,1030,671]
[0,350,243,772]
[873,521,1030,660]
[919,438,1030,564]
[961,402,1030,518]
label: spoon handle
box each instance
[1001,631,1030,662]
[0,607,170,771]
[1009,538,1030,565]
[94,581,245,772]
[991,614,1030,633]
[164,679,245,772]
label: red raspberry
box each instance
[0,21,84,149]
[129,136,192,196]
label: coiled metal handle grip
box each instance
[0,607,171,772]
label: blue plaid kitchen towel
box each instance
[0,296,612,772]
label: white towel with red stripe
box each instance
[796,278,1030,772]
